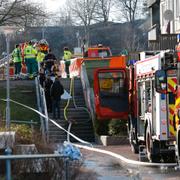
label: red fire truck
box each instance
[128,50,178,162]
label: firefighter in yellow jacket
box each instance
[12,44,22,79]
[63,47,72,78]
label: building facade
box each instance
[160,0,180,34]
[148,0,180,50]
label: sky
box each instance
[44,0,66,12]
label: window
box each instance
[176,0,180,17]
[161,2,165,26]
[98,49,110,57]
[98,71,125,94]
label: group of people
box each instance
[12,41,42,79]
[12,41,72,80]
[12,41,73,119]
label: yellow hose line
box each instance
[63,77,74,121]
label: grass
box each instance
[0,84,40,124]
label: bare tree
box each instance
[54,6,73,27]
[66,0,98,46]
[0,0,47,27]
[115,0,147,23]
[115,0,137,23]
[94,0,114,23]
[114,0,147,51]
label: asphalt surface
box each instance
[80,144,180,180]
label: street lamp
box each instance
[0,26,18,180]
[0,26,18,130]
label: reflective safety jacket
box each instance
[63,50,72,60]
[12,48,22,63]
[24,45,37,59]
[36,51,45,62]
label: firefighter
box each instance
[12,44,22,80]
[63,47,72,78]
[44,48,57,74]
[24,41,37,79]
[36,46,45,71]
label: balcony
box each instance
[148,0,159,7]
[148,25,158,41]
[148,34,177,51]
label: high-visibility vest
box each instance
[24,45,37,59]
[64,50,72,60]
[12,48,22,63]
[36,51,45,62]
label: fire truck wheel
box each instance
[162,153,176,163]
[146,127,161,162]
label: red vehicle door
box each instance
[94,68,129,120]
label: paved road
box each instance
[80,145,180,180]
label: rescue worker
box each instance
[63,47,72,78]
[12,44,22,80]
[36,46,45,71]
[44,48,57,74]
[50,76,64,119]
[24,41,37,79]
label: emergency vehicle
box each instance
[83,44,112,58]
[128,50,178,162]
[174,41,180,164]
[67,45,129,120]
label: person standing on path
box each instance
[24,41,37,79]
[12,44,22,79]
[44,48,57,74]
[44,74,53,113]
[63,47,72,78]
[36,47,45,69]
[50,76,64,119]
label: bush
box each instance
[108,120,127,136]
[0,124,33,144]
[94,119,110,135]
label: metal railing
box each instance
[0,55,8,67]
[148,34,177,51]
[0,55,8,80]
[80,63,95,123]
[0,54,13,80]
[35,77,49,143]
[0,152,70,180]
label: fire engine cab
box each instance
[129,50,178,162]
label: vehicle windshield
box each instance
[98,71,125,94]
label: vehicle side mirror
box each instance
[155,70,167,94]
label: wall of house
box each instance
[174,0,180,33]
[160,0,180,34]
